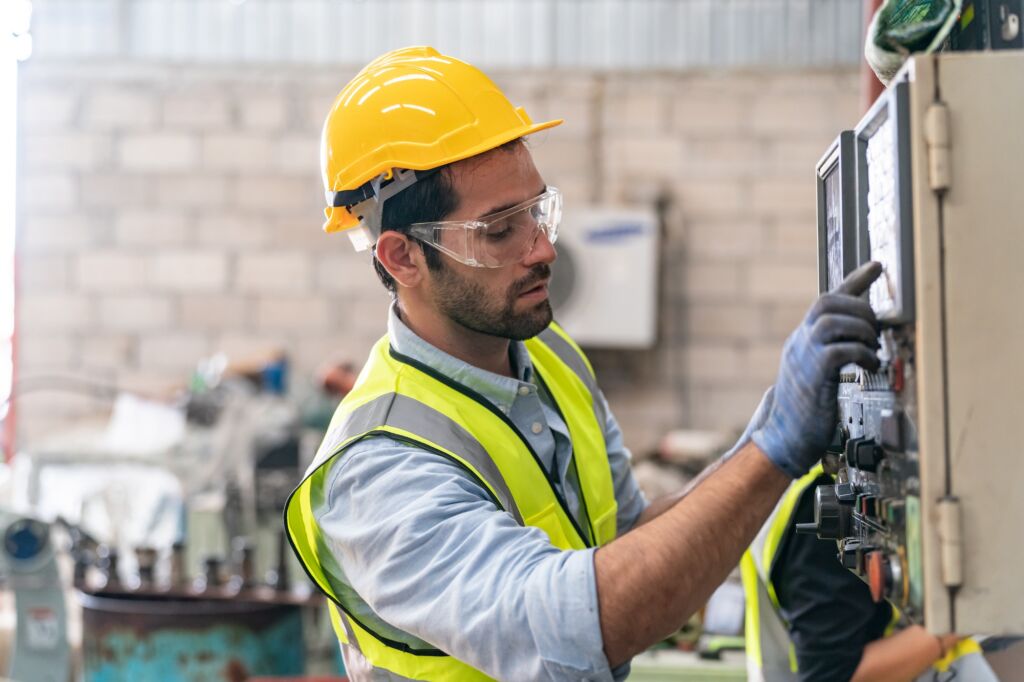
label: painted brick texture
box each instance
[14,61,860,449]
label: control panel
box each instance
[802,81,926,621]
[803,51,1024,636]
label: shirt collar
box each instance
[387,302,535,410]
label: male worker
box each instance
[740,421,998,682]
[285,46,883,681]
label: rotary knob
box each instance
[814,485,843,539]
[795,484,853,540]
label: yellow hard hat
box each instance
[321,46,562,236]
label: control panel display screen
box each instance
[824,163,844,291]
[865,116,901,318]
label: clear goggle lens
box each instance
[408,187,561,268]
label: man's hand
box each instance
[752,262,883,478]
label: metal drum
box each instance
[79,591,304,681]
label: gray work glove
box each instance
[751,262,883,477]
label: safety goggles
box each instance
[406,187,562,268]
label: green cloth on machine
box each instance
[866,0,962,84]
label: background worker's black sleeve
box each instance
[770,474,894,682]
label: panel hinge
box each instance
[937,496,963,588]
[924,102,952,193]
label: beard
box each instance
[433,262,553,341]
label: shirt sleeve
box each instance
[597,391,649,535]
[316,435,618,682]
[771,474,894,682]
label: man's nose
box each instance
[523,226,557,267]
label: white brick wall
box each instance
[180,295,249,329]
[113,210,190,246]
[81,89,159,130]
[152,252,229,292]
[138,333,210,369]
[22,133,112,171]
[75,251,149,292]
[255,297,332,331]
[13,60,861,452]
[163,93,232,130]
[202,134,275,171]
[18,89,78,131]
[18,293,92,332]
[235,253,310,294]
[97,296,174,332]
[239,95,289,132]
[118,134,201,171]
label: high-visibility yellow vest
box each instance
[285,323,618,681]
[741,466,995,682]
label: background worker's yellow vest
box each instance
[285,323,618,681]
[742,465,996,682]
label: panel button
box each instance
[880,409,904,452]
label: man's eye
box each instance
[486,221,513,241]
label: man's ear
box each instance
[375,231,426,289]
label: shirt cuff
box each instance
[523,547,615,681]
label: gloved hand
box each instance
[752,261,883,477]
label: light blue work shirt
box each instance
[313,304,649,681]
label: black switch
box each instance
[853,439,884,472]
[844,436,865,464]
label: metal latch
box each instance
[937,496,963,588]
[924,102,951,192]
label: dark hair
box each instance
[372,138,524,294]
[373,167,455,294]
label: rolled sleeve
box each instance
[317,436,616,681]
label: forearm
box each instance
[595,442,790,666]
[851,627,952,682]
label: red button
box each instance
[866,551,886,603]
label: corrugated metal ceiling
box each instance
[28,0,866,69]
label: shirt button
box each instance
[531,422,543,434]
[518,386,530,396]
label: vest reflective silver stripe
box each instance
[318,392,524,524]
[537,326,608,428]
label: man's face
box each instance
[425,144,557,341]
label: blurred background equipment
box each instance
[3,349,352,679]
[0,512,69,682]
[804,50,1024,635]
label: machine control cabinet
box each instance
[807,52,1024,635]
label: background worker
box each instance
[741,451,997,682]
[286,46,885,681]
